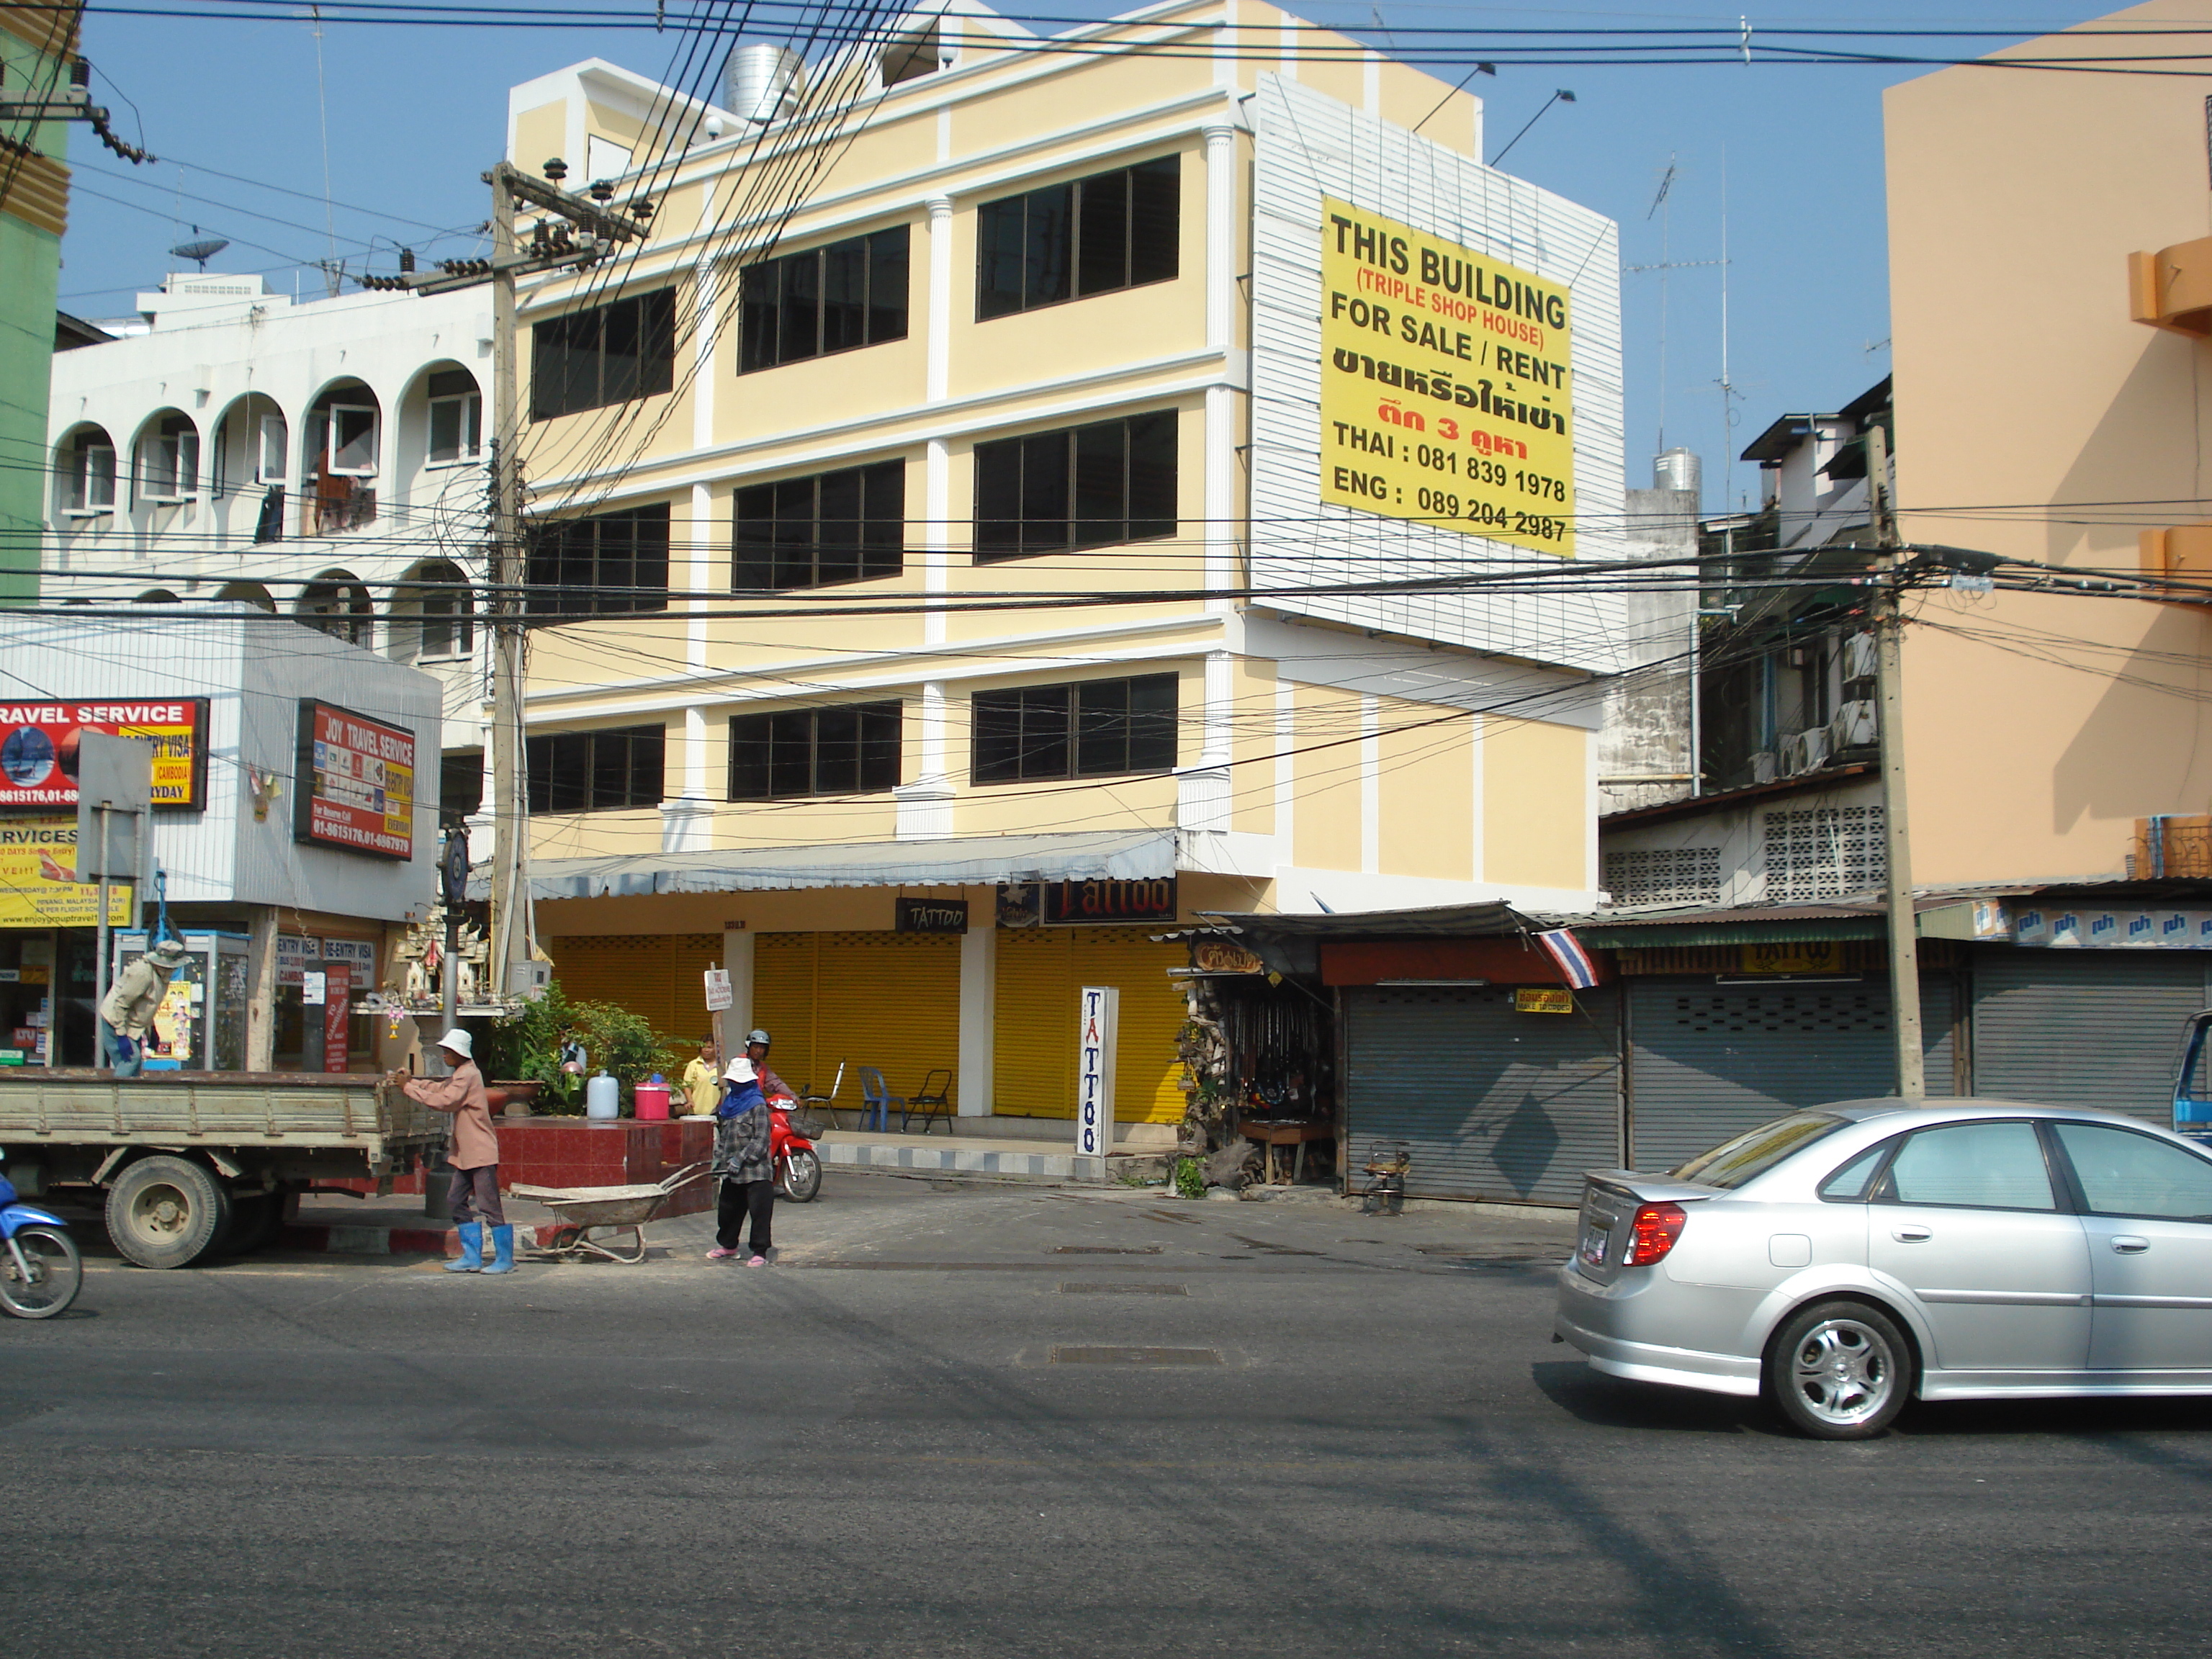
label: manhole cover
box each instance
[1051,1245,1163,1254]
[1049,1346,1220,1366]
[1059,1282,1187,1295]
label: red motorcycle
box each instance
[768,1098,822,1202]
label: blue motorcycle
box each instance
[0,1153,81,1319]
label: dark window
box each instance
[976,156,1179,319]
[526,724,664,813]
[971,674,1177,784]
[524,502,670,616]
[974,413,1176,562]
[729,701,903,799]
[530,288,677,420]
[733,461,904,590]
[739,226,909,373]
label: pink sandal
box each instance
[706,1246,742,1260]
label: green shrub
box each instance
[1174,1157,1205,1200]
[473,981,675,1115]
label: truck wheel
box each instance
[106,1156,231,1269]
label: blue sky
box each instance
[58,3,2107,516]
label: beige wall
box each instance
[1886,0,2212,883]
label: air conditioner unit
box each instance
[1830,699,1879,748]
[1750,750,1778,784]
[1782,729,1830,777]
[1842,631,1879,683]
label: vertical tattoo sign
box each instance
[1075,986,1120,1157]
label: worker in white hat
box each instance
[98,935,191,1078]
[390,1028,513,1274]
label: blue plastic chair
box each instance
[856,1066,906,1133]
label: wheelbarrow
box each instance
[509,1161,711,1264]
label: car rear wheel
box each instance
[1766,1300,1912,1440]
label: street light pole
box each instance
[1866,421,1925,1100]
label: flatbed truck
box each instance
[0,1071,442,1268]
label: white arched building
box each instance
[45,272,495,815]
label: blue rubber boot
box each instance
[480,1223,516,1274]
[444,1220,484,1272]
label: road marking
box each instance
[1058,1282,1188,1295]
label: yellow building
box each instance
[495,1,1626,1129]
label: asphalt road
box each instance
[6,1173,2209,1657]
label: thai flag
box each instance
[1534,927,1600,989]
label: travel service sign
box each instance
[0,698,210,810]
[1318,197,1575,557]
[295,699,415,860]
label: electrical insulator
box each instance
[399,248,415,273]
[589,179,615,203]
[543,157,567,182]
[627,197,656,220]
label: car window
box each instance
[1671,1112,1848,1189]
[1884,1120,2055,1211]
[1818,1141,1892,1202]
[2051,1123,2212,1222]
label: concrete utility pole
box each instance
[1866,421,1925,1100]
[485,166,526,1004]
[369,161,649,1001]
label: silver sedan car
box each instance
[1553,1100,2212,1438]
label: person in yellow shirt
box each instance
[680,1037,721,1118]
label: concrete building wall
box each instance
[1885,0,2212,884]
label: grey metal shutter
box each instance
[1971,949,2208,1125]
[1627,976,1957,1173]
[1343,985,1620,1206]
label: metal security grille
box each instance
[750,932,962,1110]
[1970,949,2211,1126]
[994,928,1189,1123]
[1603,846,1722,905]
[1343,986,1621,1206]
[546,935,725,1048]
[1762,805,1884,900]
[1626,976,1956,1174]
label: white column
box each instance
[688,480,712,670]
[691,253,719,449]
[926,197,955,652]
[896,679,953,839]
[724,925,755,1038]
[926,195,954,404]
[925,437,950,647]
[1202,123,1239,611]
[958,920,995,1117]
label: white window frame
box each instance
[323,405,379,477]
[137,420,199,505]
[256,413,288,485]
[426,390,482,467]
[63,442,117,517]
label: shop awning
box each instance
[477,829,1179,902]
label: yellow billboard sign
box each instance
[0,818,133,927]
[1320,197,1575,556]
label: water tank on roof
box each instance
[1654,447,1701,498]
[724,42,804,126]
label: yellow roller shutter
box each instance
[993,928,1189,1124]
[547,935,724,1051]
[750,932,963,1111]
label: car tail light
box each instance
[1625,1202,1688,1266]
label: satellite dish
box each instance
[169,235,230,271]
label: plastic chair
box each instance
[902,1069,953,1134]
[801,1060,848,1132]
[856,1066,906,1133]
